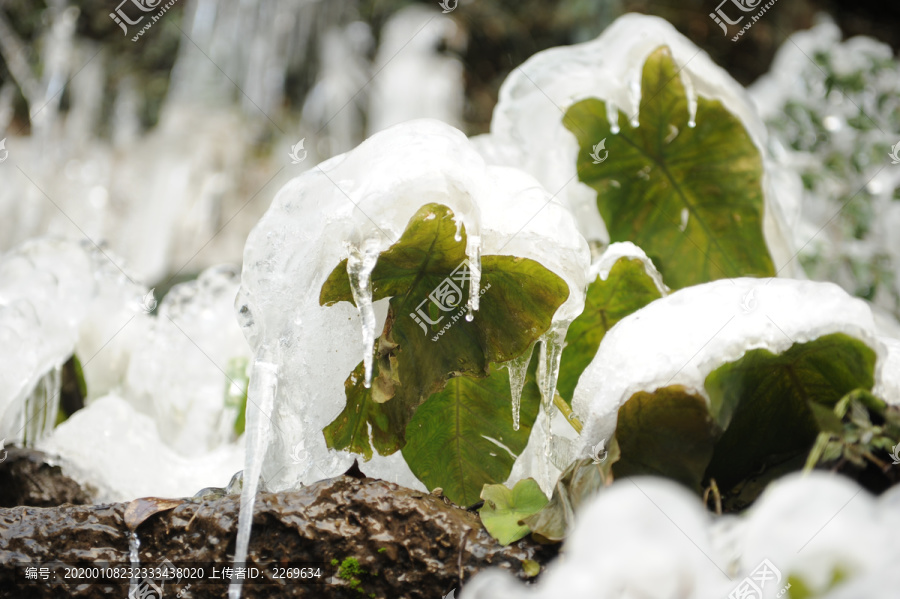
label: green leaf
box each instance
[320,203,569,459]
[611,386,722,493]
[564,46,775,288]
[402,353,541,505]
[557,256,663,404]
[478,478,549,545]
[704,333,876,491]
[522,439,620,542]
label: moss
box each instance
[336,557,368,593]
[377,547,387,554]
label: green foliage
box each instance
[557,257,663,404]
[606,333,878,511]
[319,203,569,501]
[478,478,549,545]
[564,46,775,288]
[612,386,720,493]
[402,354,542,505]
[223,357,250,437]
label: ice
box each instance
[474,13,798,277]
[128,531,141,598]
[588,241,669,296]
[0,238,142,443]
[37,393,244,502]
[125,265,251,454]
[463,473,898,599]
[571,278,888,457]
[503,343,534,431]
[346,241,379,388]
[749,18,900,317]
[367,6,465,135]
[228,358,277,599]
[236,119,589,498]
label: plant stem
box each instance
[553,393,583,434]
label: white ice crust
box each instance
[463,472,899,599]
[571,277,888,456]
[236,118,591,492]
[38,393,244,502]
[474,13,798,277]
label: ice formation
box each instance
[472,13,797,275]
[367,6,465,135]
[231,119,590,596]
[571,277,890,457]
[0,237,248,500]
[749,19,900,316]
[463,472,899,599]
[125,265,252,455]
[0,238,145,443]
[38,393,244,502]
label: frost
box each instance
[474,13,797,276]
[464,473,898,598]
[571,278,888,456]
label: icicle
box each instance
[454,218,463,242]
[679,207,689,232]
[465,233,482,318]
[606,100,620,134]
[128,531,141,598]
[536,322,567,486]
[347,241,379,388]
[23,364,62,446]
[228,357,278,599]
[504,343,535,431]
[628,70,642,128]
[682,70,697,129]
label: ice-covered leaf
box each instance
[321,203,569,459]
[704,333,877,492]
[402,354,541,506]
[478,478,549,545]
[564,46,775,288]
[556,256,663,404]
[522,440,619,542]
[611,386,721,493]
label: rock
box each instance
[0,475,556,598]
[0,448,91,508]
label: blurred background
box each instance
[1,0,898,294]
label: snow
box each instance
[463,473,898,599]
[571,278,887,457]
